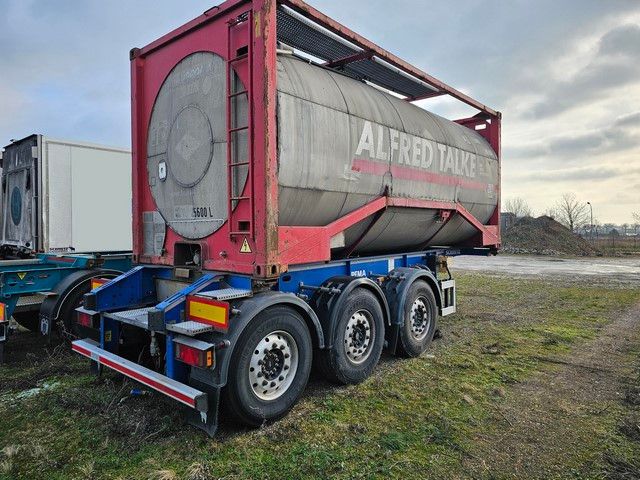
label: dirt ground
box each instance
[1,255,639,479]
[465,300,640,478]
[453,254,640,287]
[452,254,640,478]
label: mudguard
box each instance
[39,268,123,336]
[381,266,442,352]
[309,276,391,350]
[382,267,442,327]
[197,291,324,389]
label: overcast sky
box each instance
[1,0,639,224]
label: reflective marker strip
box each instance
[99,356,196,408]
[48,256,76,263]
[91,278,108,290]
[187,296,229,330]
[72,342,92,358]
[71,341,202,409]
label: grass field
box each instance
[1,273,639,479]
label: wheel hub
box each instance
[410,297,430,340]
[344,310,374,365]
[262,348,284,380]
[249,330,298,401]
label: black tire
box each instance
[43,279,93,338]
[396,281,437,358]
[222,306,313,427]
[42,273,118,339]
[316,288,385,385]
[12,311,39,332]
[58,281,93,336]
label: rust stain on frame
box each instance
[254,11,261,38]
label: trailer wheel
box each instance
[39,271,120,338]
[222,306,312,427]
[396,281,437,358]
[57,281,93,336]
[317,288,385,385]
[12,312,39,332]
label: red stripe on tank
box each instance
[352,158,491,192]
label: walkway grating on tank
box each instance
[276,6,439,99]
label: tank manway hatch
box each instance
[146,51,248,240]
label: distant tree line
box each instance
[502,194,640,235]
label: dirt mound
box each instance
[502,215,598,256]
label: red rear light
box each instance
[0,303,6,323]
[175,343,214,368]
[76,309,98,328]
[77,311,91,327]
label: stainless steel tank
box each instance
[277,54,498,253]
[146,51,498,254]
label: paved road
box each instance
[452,254,640,285]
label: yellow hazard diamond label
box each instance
[240,237,252,253]
[105,331,112,342]
[17,272,26,280]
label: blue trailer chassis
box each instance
[71,248,488,434]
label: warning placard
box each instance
[240,237,252,253]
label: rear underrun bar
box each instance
[72,339,208,412]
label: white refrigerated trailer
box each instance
[0,134,132,256]
[0,135,133,359]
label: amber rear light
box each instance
[91,278,110,290]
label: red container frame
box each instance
[130,0,501,279]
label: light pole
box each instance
[587,202,593,240]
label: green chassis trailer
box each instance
[0,252,131,363]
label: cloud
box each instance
[528,24,640,119]
[598,23,640,56]
[0,84,30,131]
[520,165,639,183]
[0,0,639,223]
[507,110,640,161]
[614,111,640,128]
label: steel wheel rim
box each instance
[344,309,374,365]
[409,296,431,341]
[249,330,299,401]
